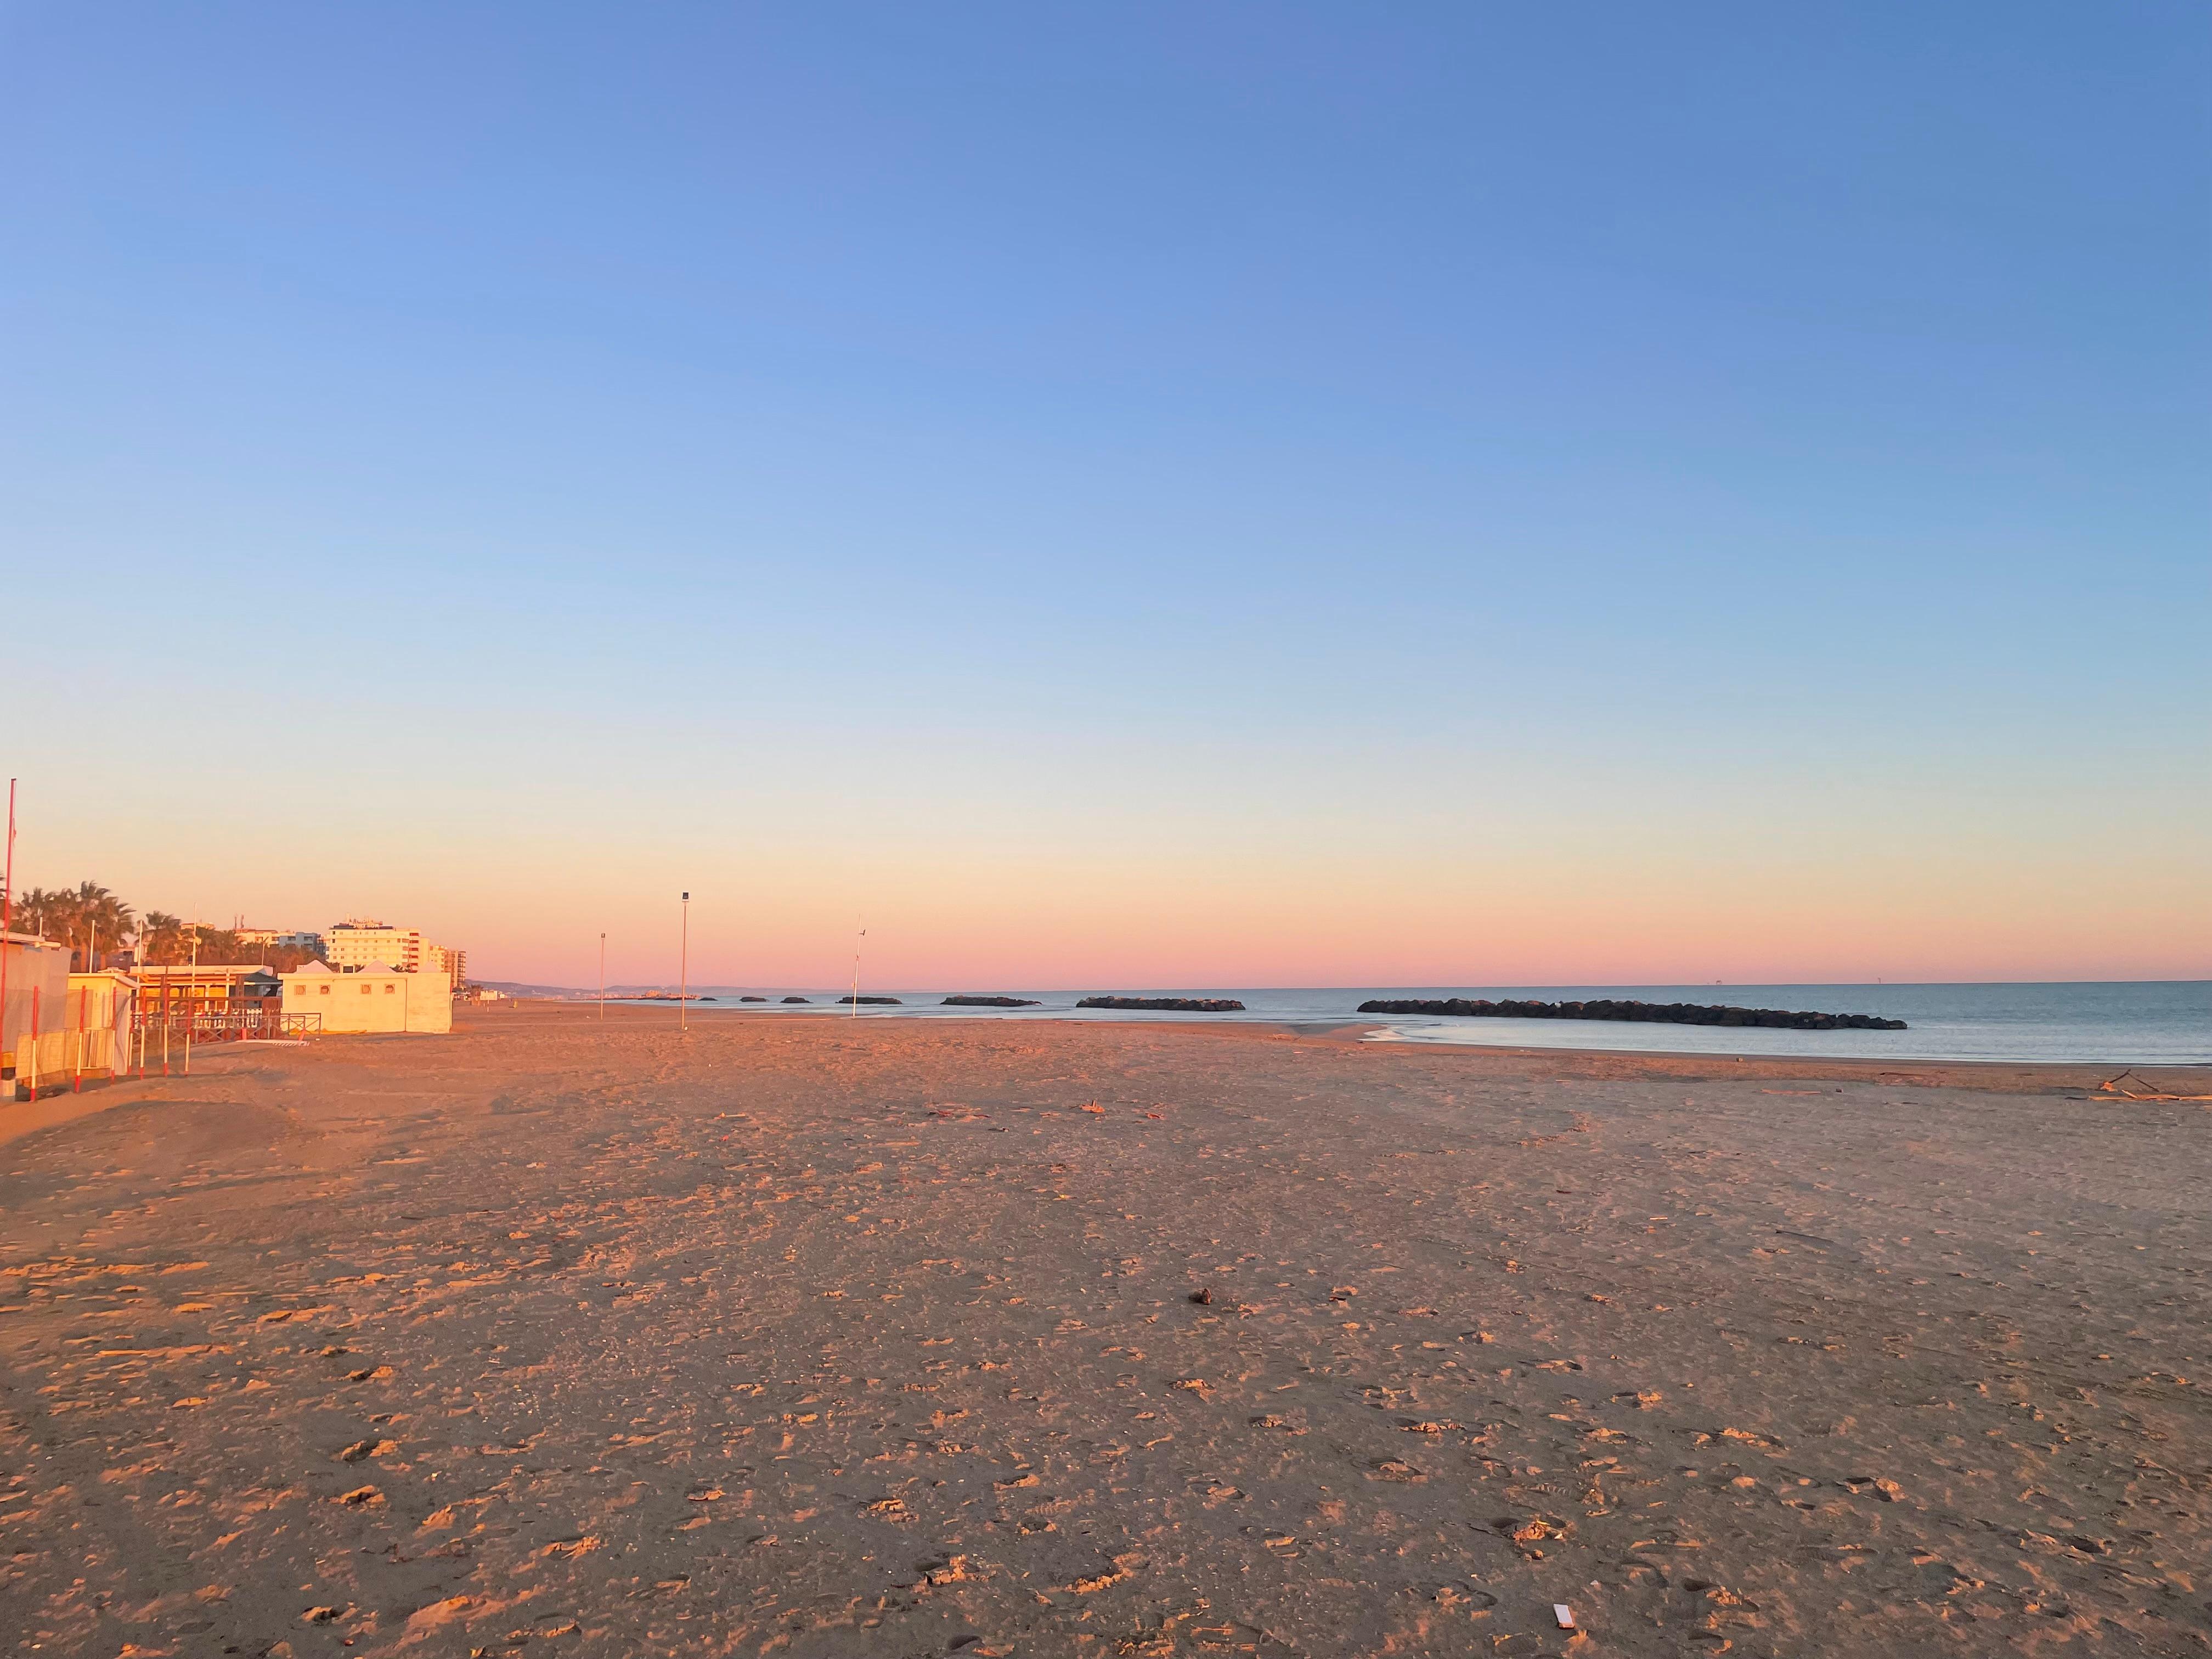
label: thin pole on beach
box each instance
[1,779,14,1086]
[851,924,865,1017]
[599,932,606,1022]
[184,923,197,1076]
[679,893,689,1031]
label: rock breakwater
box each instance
[1356,997,1905,1030]
[1078,995,1247,1013]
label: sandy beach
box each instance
[2,1007,2207,1657]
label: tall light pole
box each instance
[599,932,606,1022]
[679,893,689,1031]
[851,924,865,1017]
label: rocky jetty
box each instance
[842,995,902,1006]
[1077,995,1246,1013]
[1356,997,1905,1030]
[942,995,1041,1007]
[740,995,768,1002]
[781,996,810,1003]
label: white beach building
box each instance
[283,960,453,1034]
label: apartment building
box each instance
[237,927,324,950]
[325,920,463,985]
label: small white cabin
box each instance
[282,960,452,1034]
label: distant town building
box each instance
[283,960,453,1034]
[236,927,321,949]
[325,919,415,969]
[326,921,462,986]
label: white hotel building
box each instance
[324,919,466,987]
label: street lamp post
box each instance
[599,932,606,1022]
[679,893,689,1032]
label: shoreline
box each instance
[567,986,2212,1071]
[511,1000,2212,1094]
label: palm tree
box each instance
[12,885,71,944]
[68,882,134,968]
[139,911,187,966]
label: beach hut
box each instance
[282,960,453,1034]
[2,932,72,1088]
[63,969,139,1081]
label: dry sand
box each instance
[2,1007,2208,1657]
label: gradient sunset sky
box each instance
[4,4,2206,988]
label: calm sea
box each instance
[614,981,2210,1066]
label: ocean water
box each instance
[616,981,2210,1066]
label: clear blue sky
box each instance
[3,3,2206,985]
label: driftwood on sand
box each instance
[2098,1069,2212,1102]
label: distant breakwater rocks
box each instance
[1077,995,1248,1013]
[842,995,903,1006]
[943,995,1041,1007]
[1356,997,1906,1031]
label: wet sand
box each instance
[2,1007,2207,1657]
